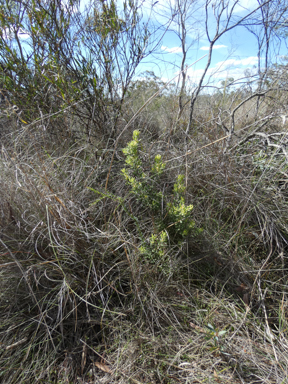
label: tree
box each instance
[154,0,201,132]
[0,0,153,141]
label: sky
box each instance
[136,0,287,89]
[2,0,287,91]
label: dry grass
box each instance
[1,85,288,384]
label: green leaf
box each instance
[206,324,215,331]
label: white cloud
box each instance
[161,45,182,54]
[2,26,30,40]
[200,44,227,51]
[186,56,260,85]
[18,28,30,39]
[215,57,259,69]
[234,0,259,13]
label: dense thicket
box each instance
[1,1,288,383]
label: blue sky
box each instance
[2,0,286,90]
[137,0,287,88]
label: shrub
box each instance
[120,130,202,274]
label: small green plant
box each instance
[205,323,228,351]
[121,130,164,212]
[122,130,201,274]
[166,174,196,240]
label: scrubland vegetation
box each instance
[1,0,288,383]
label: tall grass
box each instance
[1,77,288,384]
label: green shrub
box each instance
[121,130,202,274]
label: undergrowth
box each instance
[1,83,288,384]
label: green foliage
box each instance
[139,230,169,270]
[167,195,195,238]
[205,323,228,351]
[0,0,149,138]
[121,130,164,212]
[122,130,202,274]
